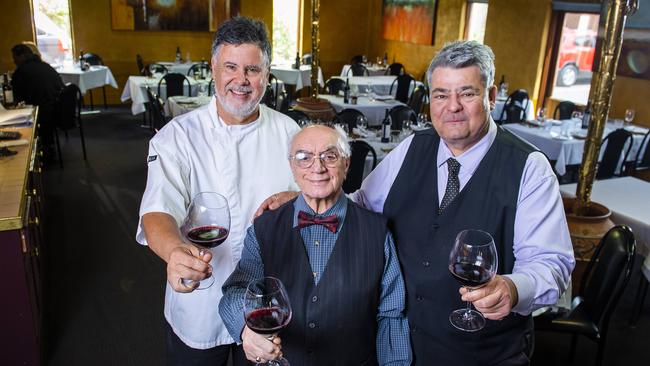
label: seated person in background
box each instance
[219,125,411,366]
[10,43,64,156]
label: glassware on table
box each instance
[244,277,292,366]
[448,229,498,332]
[297,117,310,128]
[180,192,230,289]
[416,113,428,127]
[570,110,583,122]
[536,107,546,123]
[401,120,413,140]
[356,115,368,132]
[624,108,635,128]
[197,83,208,98]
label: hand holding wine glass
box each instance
[448,229,498,332]
[179,192,230,290]
[244,277,292,365]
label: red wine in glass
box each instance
[186,226,229,248]
[180,192,230,290]
[244,277,292,366]
[448,229,498,332]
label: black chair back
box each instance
[158,73,190,98]
[408,86,429,114]
[389,74,415,103]
[262,73,280,109]
[284,109,310,125]
[148,63,169,76]
[634,131,650,172]
[348,63,369,77]
[136,54,145,76]
[385,62,405,76]
[208,79,214,96]
[187,62,211,77]
[53,83,87,165]
[389,105,416,131]
[597,128,633,179]
[580,225,636,327]
[499,89,530,122]
[350,55,364,65]
[302,53,312,65]
[324,78,346,95]
[145,86,168,131]
[554,101,577,120]
[342,140,377,194]
[81,52,103,66]
[336,108,364,132]
[502,104,526,124]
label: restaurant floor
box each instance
[41,106,649,365]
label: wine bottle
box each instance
[343,78,350,104]
[2,73,13,106]
[294,52,301,69]
[175,46,182,63]
[383,52,388,66]
[581,102,591,129]
[381,110,391,143]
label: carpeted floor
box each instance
[40,106,650,365]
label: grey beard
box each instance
[217,91,264,120]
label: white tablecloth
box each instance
[491,97,535,121]
[560,177,650,279]
[157,61,198,76]
[57,65,118,95]
[331,76,423,98]
[319,94,405,126]
[271,65,323,90]
[503,122,648,175]
[340,64,387,77]
[120,75,211,115]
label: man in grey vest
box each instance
[219,125,411,365]
[352,41,575,365]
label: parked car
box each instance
[556,30,596,86]
[36,27,70,66]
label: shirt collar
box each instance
[208,95,262,134]
[437,119,498,175]
[292,192,348,232]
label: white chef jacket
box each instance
[136,96,300,349]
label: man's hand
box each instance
[241,326,283,363]
[459,275,518,320]
[253,191,300,219]
[167,243,213,293]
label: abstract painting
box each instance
[111,0,230,31]
[381,0,437,45]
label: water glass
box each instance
[624,108,635,127]
[197,83,208,97]
[356,115,368,131]
[417,113,428,127]
[570,111,583,122]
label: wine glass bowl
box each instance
[624,108,635,128]
[244,277,292,365]
[448,229,498,332]
[180,192,230,289]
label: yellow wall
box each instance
[1,0,34,72]
[611,76,650,127]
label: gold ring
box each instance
[255,356,262,363]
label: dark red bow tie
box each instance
[297,210,339,233]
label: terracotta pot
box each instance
[562,197,615,293]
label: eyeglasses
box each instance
[290,150,342,169]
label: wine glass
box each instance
[570,110,583,122]
[356,115,368,132]
[417,113,428,128]
[536,107,546,123]
[624,108,635,128]
[180,192,230,289]
[244,277,292,366]
[448,229,498,332]
[197,83,208,98]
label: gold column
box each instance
[574,0,637,215]
[310,0,320,100]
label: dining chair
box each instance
[157,73,191,99]
[389,74,416,104]
[498,89,530,122]
[502,104,527,124]
[145,86,168,132]
[348,63,369,77]
[597,128,634,179]
[53,83,87,168]
[283,109,310,125]
[324,78,346,95]
[336,108,365,132]
[631,131,650,179]
[80,52,107,109]
[388,105,417,131]
[350,55,364,65]
[136,54,145,76]
[208,79,214,96]
[385,62,405,76]
[147,63,169,76]
[408,86,429,114]
[554,100,577,120]
[187,62,211,77]
[302,53,312,66]
[534,225,636,366]
[262,73,280,110]
[342,140,377,194]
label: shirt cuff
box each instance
[504,273,535,315]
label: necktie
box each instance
[439,158,461,214]
[297,210,339,233]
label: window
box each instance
[272,0,301,65]
[465,1,488,44]
[33,0,73,67]
[550,13,599,105]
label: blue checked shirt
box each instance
[219,193,411,365]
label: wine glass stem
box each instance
[464,288,474,318]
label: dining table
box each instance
[340,64,387,77]
[120,75,211,115]
[318,94,405,127]
[270,64,323,91]
[502,120,648,176]
[330,75,423,98]
[491,96,535,121]
[57,65,118,95]
[156,61,202,76]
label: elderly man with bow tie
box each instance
[219,125,410,366]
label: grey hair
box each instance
[426,40,495,88]
[287,124,352,159]
[211,16,272,68]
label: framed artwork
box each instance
[111,0,234,31]
[617,29,650,80]
[381,0,437,45]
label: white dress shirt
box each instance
[136,96,300,348]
